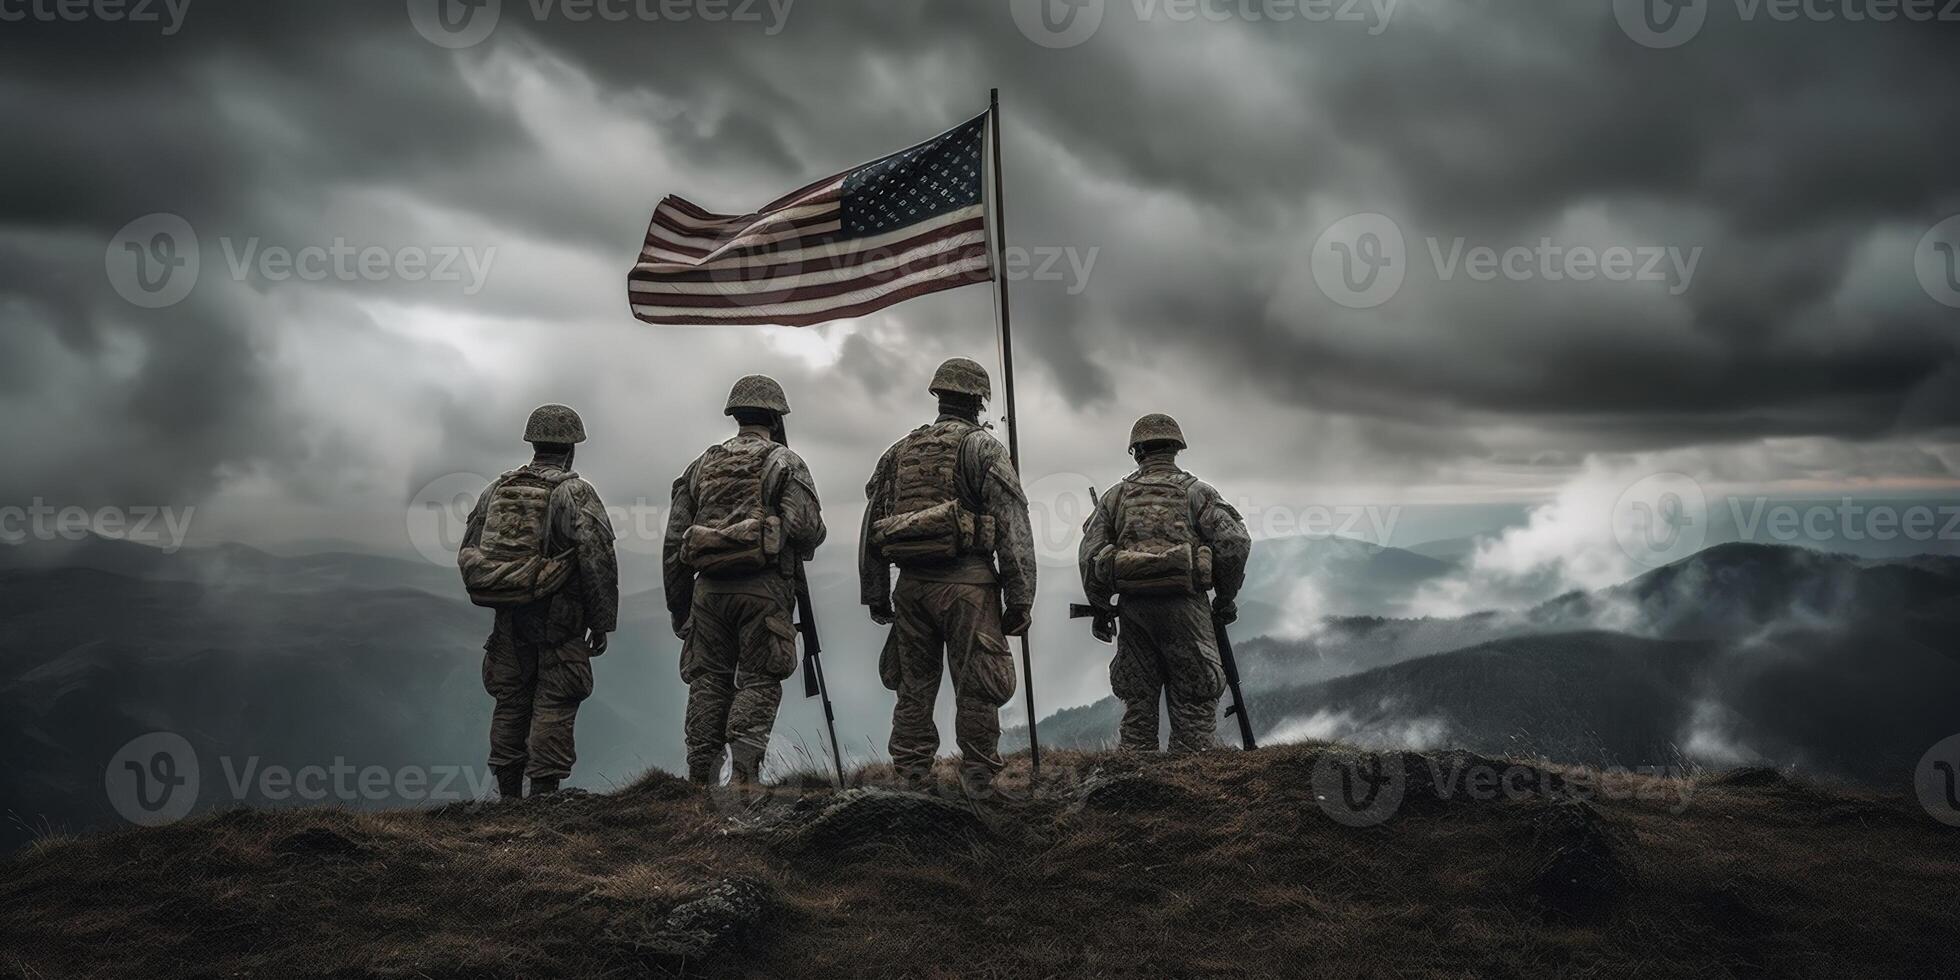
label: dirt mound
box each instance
[1527,798,1633,918]
[781,788,987,856]
[1076,769,1198,812]
[274,827,364,858]
[606,877,770,961]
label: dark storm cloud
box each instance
[1,0,1957,514]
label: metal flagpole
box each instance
[988,88,1040,777]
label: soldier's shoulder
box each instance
[555,473,603,501]
[964,425,1010,457]
[768,443,815,473]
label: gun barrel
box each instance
[1067,603,1100,619]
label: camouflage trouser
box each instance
[1111,594,1224,753]
[880,576,1018,787]
[680,581,798,783]
[483,629,596,781]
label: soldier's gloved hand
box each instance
[1091,612,1116,644]
[868,602,894,626]
[1212,595,1238,626]
[1002,604,1033,637]
[586,629,610,656]
[670,613,690,640]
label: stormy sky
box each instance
[3,0,1958,565]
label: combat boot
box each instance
[528,776,560,797]
[495,764,524,801]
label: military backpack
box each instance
[869,420,997,568]
[1102,470,1214,597]
[457,469,579,608]
[678,436,788,577]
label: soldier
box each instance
[860,357,1036,795]
[459,404,619,799]
[664,375,826,785]
[1078,414,1250,753]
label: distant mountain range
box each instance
[1012,543,1960,788]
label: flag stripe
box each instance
[631,207,983,279]
[629,241,989,304]
[630,230,986,294]
[630,254,990,326]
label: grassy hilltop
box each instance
[3,745,1957,979]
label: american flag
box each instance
[627,113,994,327]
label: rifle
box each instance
[1214,613,1257,750]
[1068,599,1258,750]
[776,417,845,787]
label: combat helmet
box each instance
[724,374,791,416]
[1128,413,1187,451]
[524,404,587,445]
[927,357,991,400]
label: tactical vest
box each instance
[1109,470,1214,597]
[458,469,577,608]
[679,437,787,577]
[871,420,997,568]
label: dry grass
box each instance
[2,745,1956,979]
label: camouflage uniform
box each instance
[463,462,619,787]
[861,410,1036,790]
[665,426,825,784]
[1079,446,1249,753]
